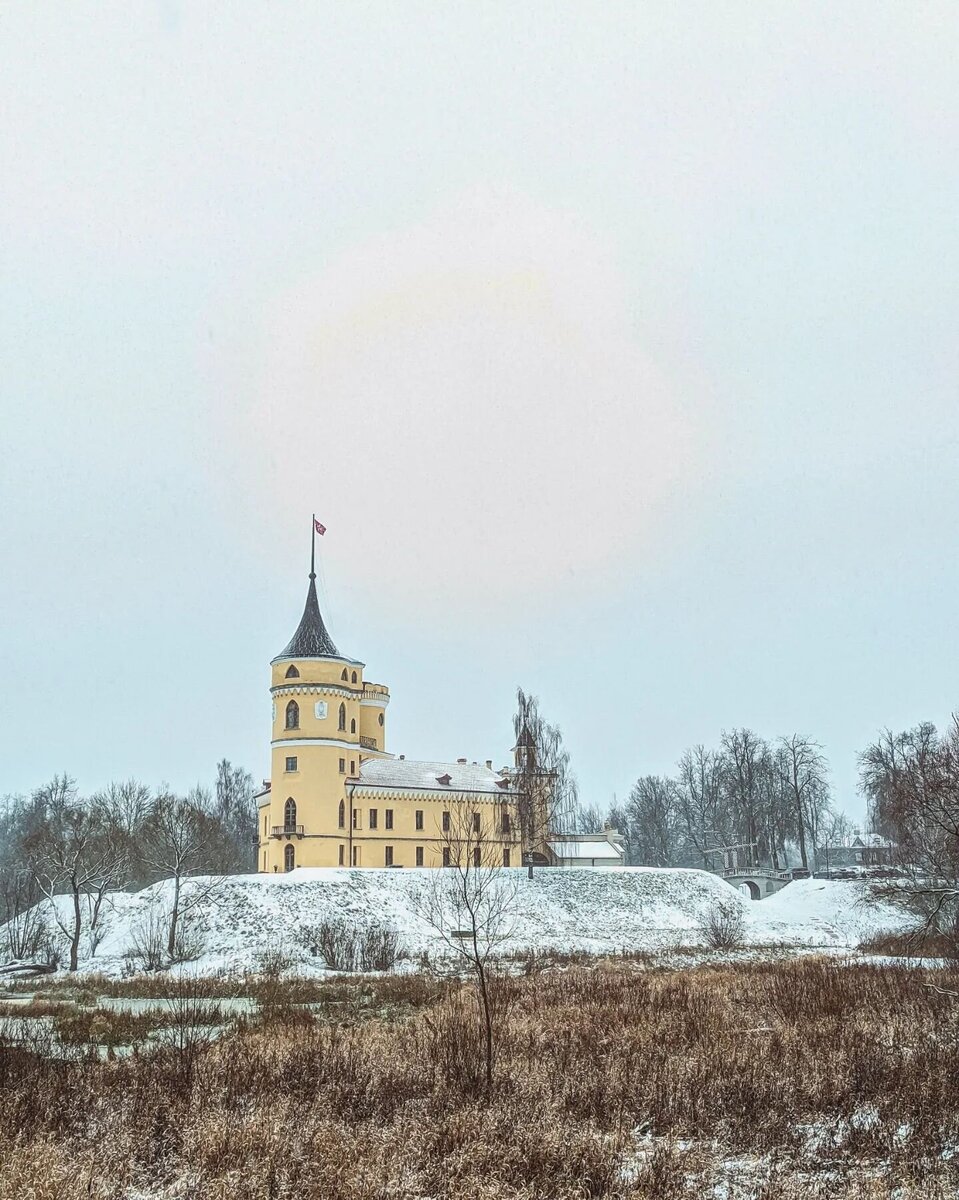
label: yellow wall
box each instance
[258,654,390,872]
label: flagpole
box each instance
[310,512,316,581]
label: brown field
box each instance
[3,957,959,1198]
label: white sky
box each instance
[2,3,958,818]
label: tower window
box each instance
[285,664,299,678]
[351,671,357,684]
[385,809,394,830]
[338,702,346,731]
[339,758,345,773]
[338,799,345,829]
[369,808,378,829]
[350,718,356,734]
[415,810,423,831]
[341,668,348,681]
[352,846,358,866]
[442,848,451,867]
[352,808,359,829]
[473,847,481,868]
[338,845,345,866]
[284,844,295,872]
[284,798,297,831]
[503,848,511,868]
[285,700,299,730]
[385,846,393,867]
[285,756,297,773]
[415,846,424,867]
[350,760,355,775]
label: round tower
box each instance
[257,543,389,872]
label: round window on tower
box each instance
[378,713,384,727]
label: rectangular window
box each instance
[339,758,346,773]
[338,845,344,866]
[352,846,358,866]
[352,808,359,830]
[415,810,424,831]
[442,847,451,868]
[473,847,481,867]
[385,809,394,830]
[503,848,511,868]
[369,808,378,829]
[285,756,297,772]
[415,846,424,867]
[385,845,393,867]
[472,812,481,834]
[442,811,450,832]
[501,809,511,835]
[350,760,356,775]
[262,851,267,870]
[263,814,267,836]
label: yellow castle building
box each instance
[256,548,528,871]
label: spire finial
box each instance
[310,512,316,581]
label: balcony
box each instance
[271,825,305,839]
[359,735,378,751]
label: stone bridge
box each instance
[720,867,795,900]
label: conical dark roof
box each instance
[277,573,339,659]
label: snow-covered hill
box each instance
[3,868,914,978]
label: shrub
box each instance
[297,919,400,972]
[703,905,746,950]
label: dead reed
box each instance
[2,957,958,1198]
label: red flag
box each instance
[314,518,326,536]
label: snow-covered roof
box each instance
[549,838,625,860]
[353,758,514,796]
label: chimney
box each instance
[485,759,492,770]
[457,757,467,764]
[399,754,405,760]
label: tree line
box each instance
[0,761,257,970]
[577,728,849,872]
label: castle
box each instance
[256,547,534,871]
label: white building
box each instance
[548,828,625,868]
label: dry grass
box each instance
[2,958,959,1197]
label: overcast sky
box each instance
[2,3,958,818]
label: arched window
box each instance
[338,702,346,731]
[285,700,299,730]
[351,671,357,684]
[350,718,356,734]
[285,664,299,678]
[284,844,295,872]
[341,668,348,681]
[284,797,297,831]
[338,798,345,829]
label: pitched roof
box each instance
[549,838,625,860]
[275,574,340,660]
[354,757,514,795]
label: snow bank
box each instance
[2,868,915,978]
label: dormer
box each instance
[436,773,452,786]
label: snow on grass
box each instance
[3,868,918,979]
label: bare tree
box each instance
[776,735,830,872]
[415,797,519,1092]
[213,760,257,872]
[140,789,222,959]
[859,717,959,939]
[512,689,578,865]
[627,775,679,866]
[24,779,127,971]
[676,746,725,868]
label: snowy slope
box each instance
[3,868,915,978]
